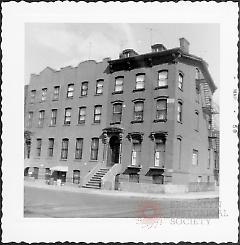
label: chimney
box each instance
[151,44,167,53]
[179,38,190,53]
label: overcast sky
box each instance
[25,23,219,102]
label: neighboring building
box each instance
[24,38,219,190]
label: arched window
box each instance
[177,101,183,123]
[178,72,184,90]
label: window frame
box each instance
[78,106,86,124]
[30,90,36,103]
[178,72,184,90]
[50,109,57,126]
[41,88,47,101]
[48,138,54,157]
[114,76,124,93]
[155,98,167,122]
[75,138,83,160]
[112,102,123,124]
[95,79,104,95]
[157,70,168,88]
[90,138,99,160]
[194,110,199,131]
[38,110,45,127]
[36,138,42,157]
[135,73,145,91]
[177,101,183,123]
[61,138,69,160]
[64,108,72,125]
[53,86,60,100]
[67,84,74,98]
[27,111,34,128]
[93,105,102,124]
[81,82,88,96]
[192,149,199,166]
[133,100,144,123]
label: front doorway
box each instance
[107,135,120,166]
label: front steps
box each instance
[82,168,110,189]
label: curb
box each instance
[24,181,219,200]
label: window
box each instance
[192,149,198,165]
[50,109,57,126]
[129,174,139,183]
[78,107,86,124]
[94,105,102,123]
[177,101,182,123]
[48,138,54,157]
[135,74,145,90]
[61,138,69,159]
[152,175,164,184]
[114,77,124,93]
[96,79,104,95]
[81,82,88,96]
[27,112,33,127]
[154,140,165,167]
[64,108,71,125]
[176,138,182,169]
[131,140,141,166]
[67,84,74,98]
[112,103,122,123]
[194,111,199,131]
[178,73,183,90]
[53,86,60,100]
[38,110,45,127]
[36,139,42,157]
[197,176,202,183]
[157,70,168,87]
[73,170,80,184]
[133,101,144,122]
[208,149,211,169]
[156,99,167,121]
[41,88,47,101]
[30,90,36,103]
[90,138,99,160]
[75,138,83,159]
[195,68,200,80]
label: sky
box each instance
[25,23,219,103]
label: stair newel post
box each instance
[102,132,109,166]
[118,133,123,164]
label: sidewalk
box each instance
[24,180,219,200]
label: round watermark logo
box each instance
[137,200,162,228]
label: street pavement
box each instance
[24,181,219,218]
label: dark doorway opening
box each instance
[108,136,120,166]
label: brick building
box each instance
[24,38,219,191]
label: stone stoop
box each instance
[82,168,110,189]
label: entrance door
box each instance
[108,136,120,166]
